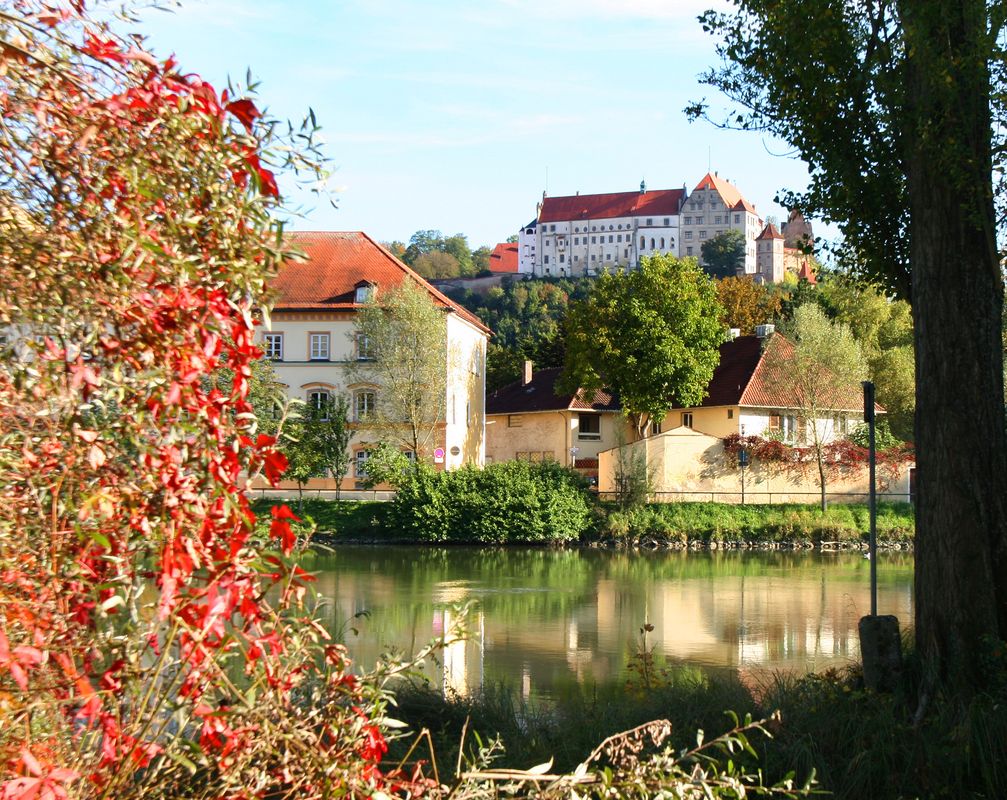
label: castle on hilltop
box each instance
[517,174,814,284]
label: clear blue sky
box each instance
[138,0,820,249]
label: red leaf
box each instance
[226,98,262,131]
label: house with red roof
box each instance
[259,231,490,489]
[595,330,910,502]
[679,172,763,275]
[533,182,686,277]
[485,361,628,481]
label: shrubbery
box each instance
[386,460,595,543]
[600,502,915,546]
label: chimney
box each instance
[522,360,534,386]
[640,179,647,194]
[729,328,741,340]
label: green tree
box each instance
[280,403,326,505]
[443,233,474,276]
[561,256,726,437]
[472,245,492,274]
[402,229,443,265]
[411,250,460,279]
[717,276,782,334]
[764,304,867,512]
[350,280,447,460]
[313,395,353,499]
[700,229,746,279]
[692,0,1007,698]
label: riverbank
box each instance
[251,497,915,549]
[387,650,1007,799]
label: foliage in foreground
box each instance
[384,460,595,543]
[0,7,417,798]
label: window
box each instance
[684,216,692,225]
[591,236,597,244]
[355,449,371,477]
[696,216,704,224]
[354,285,374,304]
[608,235,614,243]
[715,215,722,224]
[544,255,550,264]
[308,390,331,420]
[606,253,612,261]
[559,254,565,263]
[650,238,656,250]
[686,246,693,255]
[578,413,601,440]
[354,390,376,421]
[573,237,579,245]
[699,230,707,239]
[685,231,693,240]
[309,333,330,361]
[624,249,629,258]
[646,218,653,225]
[508,415,523,428]
[263,333,283,361]
[355,332,375,361]
[660,237,665,249]
[591,254,597,261]
[663,217,670,225]
[639,236,645,248]
[550,225,556,232]
[681,412,694,428]
[768,414,782,432]
[728,409,734,419]
[734,214,741,224]
[652,419,663,435]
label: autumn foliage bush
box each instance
[0,5,424,798]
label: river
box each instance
[301,547,914,698]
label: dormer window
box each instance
[354,283,374,304]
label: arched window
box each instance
[639,236,645,249]
[660,237,665,249]
[650,238,655,250]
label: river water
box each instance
[301,547,914,698]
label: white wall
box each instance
[536,212,679,277]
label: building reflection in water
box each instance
[306,548,914,700]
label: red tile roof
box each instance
[538,189,685,223]
[756,222,785,240]
[486,367,620,414]
[270,231,490,333]
[797,259,817,284]
[488,242,520,273]
[697,334,875,412]
[693,172,758,214]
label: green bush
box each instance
[388,460,594,543]
[599,501,914,546]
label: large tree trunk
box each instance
[901,0,1007,699]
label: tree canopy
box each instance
[561,256,726,436]
[693,0,1007,702]
[701,229,747,279]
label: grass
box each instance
[250,497,915,547]
[387,642,1007,799]
[250,497,391,541]
[599,501,915,547]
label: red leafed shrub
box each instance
[0,6,425,798]
[723,433,915,488]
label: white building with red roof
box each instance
[533,181,685,277]
[679,172,763,275]
[259,231,491,488]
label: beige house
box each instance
[259,231,490,491]
[598,331,908,502]
[485,363,630,481]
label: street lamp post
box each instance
[738,448,749,505]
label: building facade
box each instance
[259,231,490,490]
[532,183,685,277]
[678,172,763,274]
[518,219,537,274]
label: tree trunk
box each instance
[817,450,827,514]
[901,0,1007,699]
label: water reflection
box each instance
[301,548,914,699]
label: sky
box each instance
[136,0,820,249]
